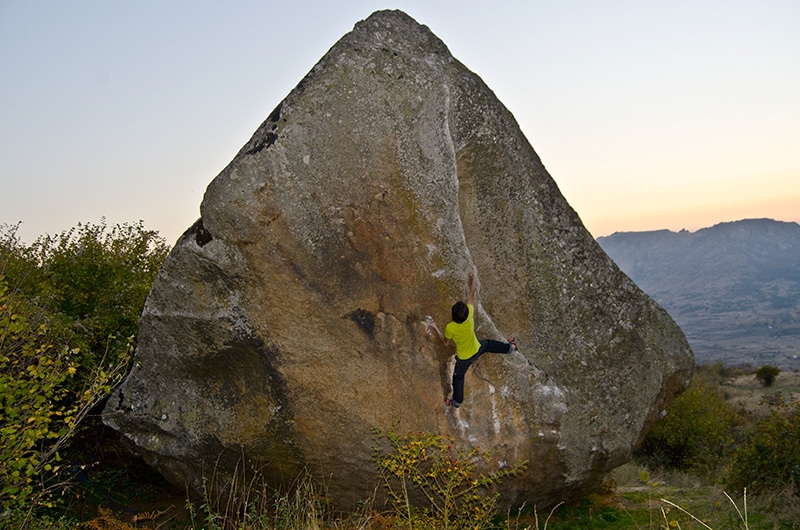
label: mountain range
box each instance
[597,218,800,370]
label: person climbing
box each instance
[426,264,517,408]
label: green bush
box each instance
[374,430,526,530]
[725,398,800,495]
[11,220,168,364]
[0,277,132,510]
[1,220,167,399]
[635,373,740,474]
[755,365,781,387]
[0,279,72,508]
[0,220,166,514]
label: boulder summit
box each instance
[104,10,693,508]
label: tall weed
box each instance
[373,430,526,530]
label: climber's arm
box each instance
[427,319,452,348]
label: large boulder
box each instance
[104,9,693,509]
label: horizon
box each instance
[596,216,800,238]
[2,1,798,245]
[4,215,800,247]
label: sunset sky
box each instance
[1,1,798,245]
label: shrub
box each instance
[0,220,162,515]
[0,219,167,426]
[755,365,781,387]
[725,398,800,494]
[0,277,132,510]
[374,430,526,530]
[635,373,740,474]
[22,220,168,364]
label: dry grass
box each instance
[722,369,800,414]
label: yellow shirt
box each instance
[444,304,481,360]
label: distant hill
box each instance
[597,219,800,370]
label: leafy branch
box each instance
[374,430,526,530]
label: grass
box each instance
[8,366,800,529]
[28,462,796,530]
[519,465,798,530]
[722,369,800,414]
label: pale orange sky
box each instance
[551,156,800,237]
[1,1,798,244]
[576,194,800,238]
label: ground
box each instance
[72,368,800,529]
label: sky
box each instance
[1,0,798,245]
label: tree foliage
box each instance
[6,220,169,360]
[0,220,168,512]
[755,365,781,387]
[0,276,133,509]
[635,373,741,473]
[725,398,800,495]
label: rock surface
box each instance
[104,10,693,509]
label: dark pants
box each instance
[451,339,512,405]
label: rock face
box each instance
[104,10,693,509]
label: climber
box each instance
[425,264,517,407]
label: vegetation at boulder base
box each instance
[635,371,740,475]
[373,430,527,529]
[2,221,800,529]
[0,221,168,522]
[0,280,132,510]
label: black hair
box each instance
[451,301,469,323]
